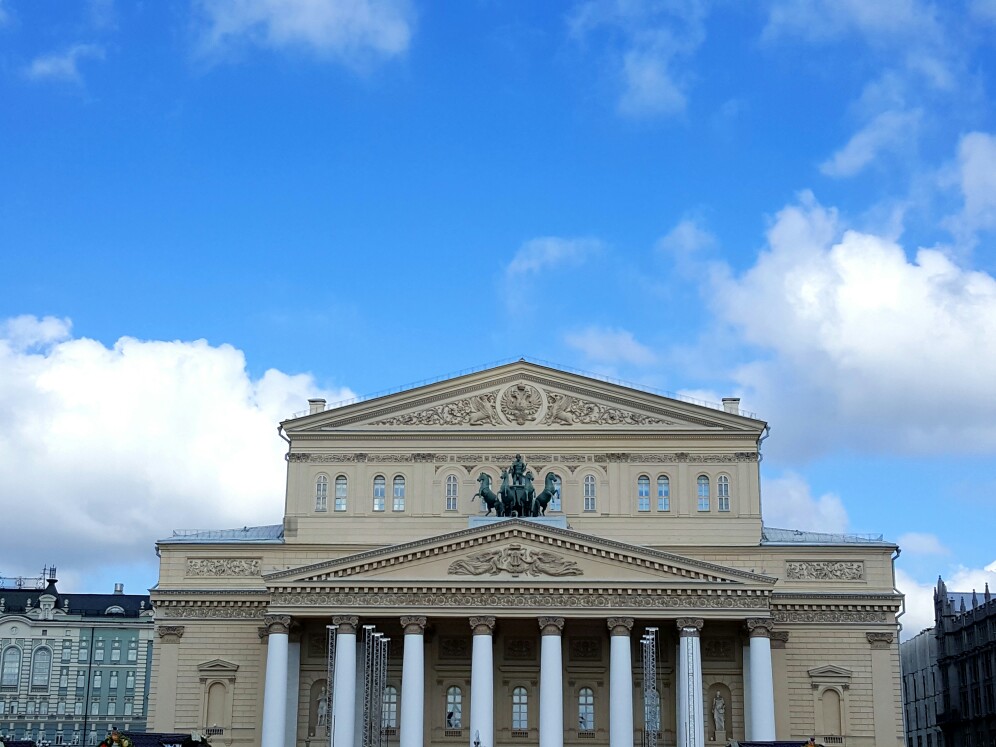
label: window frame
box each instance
[637,475,651,512]
[315,474,329,512]
[393,475,406,512]
[445,474,459,512]
[512,685,529,730]
[445,685,463,729]
[578,686,595,731]
[334,475,348,512]
[583,475,597,512]
[717,474,731,512]
[657,475,670,512]
[373,475,386,512]
[30,646,52,690]
[1,646,21,689]
[697,475,710,512]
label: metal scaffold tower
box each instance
[642,627,660,747]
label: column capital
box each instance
[401,615,427,635]
[676,617,704,637]
[607,617,634,636]
[866,631,894,649]
[770,631,789,649]
[746,618,774,638]
[332,615,360,635]
[539,617,565,636]
[263,614,292,636]
[470,616,496,635]
[156,625,185,643]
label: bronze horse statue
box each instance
[500,469,535,517]
[472,473,504,516]
[531,473,559,516]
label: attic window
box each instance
[104,605,125,615]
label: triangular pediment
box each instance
[197,659,239,675]
[265,519,775,589]
[283,361,763,433]
[808,665,853,679]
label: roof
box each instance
[0,586,150,618]
[158,524,285,544]
[761,526,892,546]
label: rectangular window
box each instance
[393,477,406,511]
[90,700,99,716]
[109,672,118,689]
[60,668,69,688]
[126,672,135,689]
[127,647,137,663]
[124,698,133,716]
[93,671,101,688]
[40,700,49,715]
[93,650,103,663]
[77,672,85,688]
[58,700,66,714]
[27,700,36,714]
[107,701,116,716]
[78,644,88,663]
[75,701,84,715]
[61,644,71,663]
[110,649,120,664]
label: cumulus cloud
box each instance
[506,236,602,275]
[898,532,950,556]
[0,316,354,584]
[565,326,657,366]
[196,0,413,65]
[25,44,105,83]
[820,109,921,177]
[897,561,996,638]
[711,191,996,458]
[761,472,850,533]
[568,0,707,118]
[657,217,716,257]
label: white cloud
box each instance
[657,218,716,256]
[0,317,354,582]
[565,326,657,366]
[506,236,602,275]
[897,561,996,639]
[763,0,940,44]
[761,472,850,533]
[25,44,105,83]
[820,109,921,178]
[569,0,707,118]
[711,191,996,458]
[897,532,949,556]
[947,131,996,238]
[196,0,413,64]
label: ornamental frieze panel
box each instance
[448,544,583,577]
[570,638,602,660]
[543,392,674,426]
[785,561,865,581]
[770,609,887,623]
[158,604,267,620]
[701,638,735,661]
[186,558,262,577]
[270,589,769,610]
[372,392,501,426]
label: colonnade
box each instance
[259,614,777,747]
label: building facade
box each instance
[902,578,996,747]
[148,361,905,747]
[0,570,155,745]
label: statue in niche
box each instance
[712,691,726,734]
[317,687,328,727]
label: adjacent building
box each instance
[147,361,905,747]
[902,578,996,747]
[0,570,155,745]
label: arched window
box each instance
[383,685,399,728]
[315,474,328,512]
[717,475,730,512]
[549,474,562,512]
[697,475,710,511]
[445,475,459,511]
[512,686,528,730]
[657,475,670,511]
[393,475,406,511]
[445,686,463,728]
[30,647,51,690]
[373,476,386,511]
[822,688,843,735]
[1,646,21,688]
[637,475,650,512]
[335,475,348,511]
[583,475,597,512]
[578,687,595,731]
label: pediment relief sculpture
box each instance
[447,543,583,577]
[368,383,677,428]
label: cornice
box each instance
[263,518,776,585]
[771,592,903,604]
[293,432,756,443]
[151,588,270,597]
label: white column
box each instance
[608,617,634,747]
[332,616,360,747]
[261,615,292,747]
[400,616,427,747]
[676,618,704,747]
[469,616,496,747]
[285,637,301,745]
[746,619,776,741]
[742,642,752,739]
[539,617,565,747]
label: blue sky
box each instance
[2,0,996,637]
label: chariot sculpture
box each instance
[472,454,558,518]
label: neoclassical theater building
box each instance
[148,361,904,747]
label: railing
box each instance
[820,736,845,745]
[578,731,596,739]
